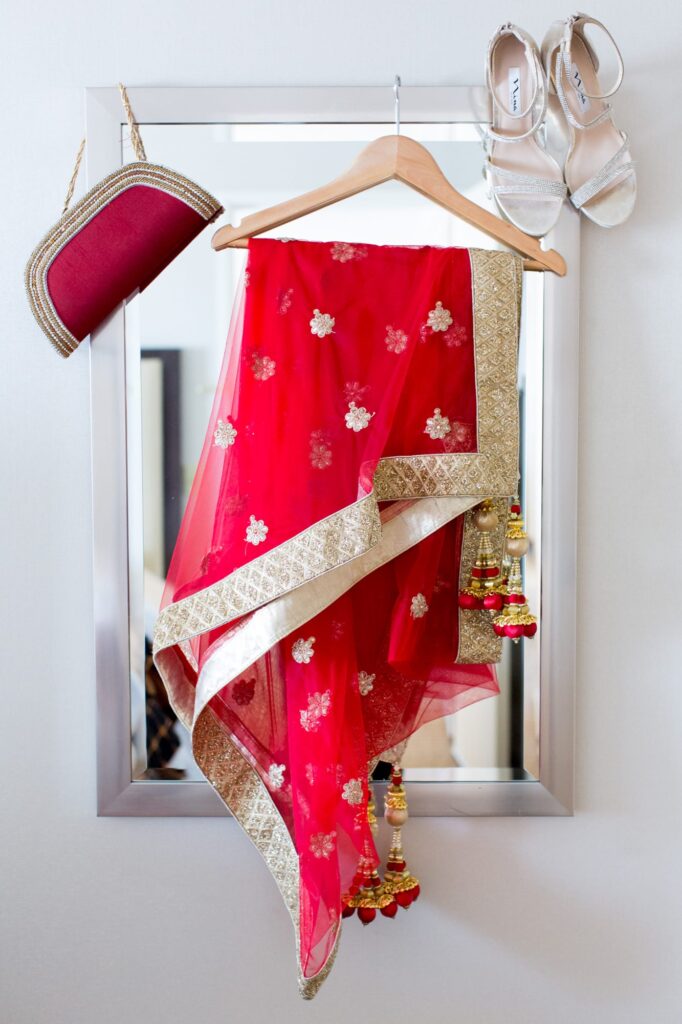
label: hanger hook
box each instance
[394,75,401,135]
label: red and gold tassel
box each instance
[493,499,537,641]
[342,782,398,923]
[458,498,505,612]
[381,764,420,909]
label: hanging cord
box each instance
[62,137,86,214]
[118,82,147,162]
[61,84,146,214]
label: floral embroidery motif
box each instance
[277,287,293,315]
[292,637,316,664]
[310,832,336,859]
[343,381,370,404]
[443,421,475,452]
[345,402,374,432]
[444,322,468,348]
[213,418,237,449]
[244,269,251,287]
[310,309,335,337]
[251,353,276,381]
[425,408,451,440]
[331,241,367,263]
[232,677,255,706]
[245,515,268,546]
[300,690,332,732]
[385,325,408,354]
[330,619,345,640]
[427,301,453,332]
[309,430,332,470]
[310,445,332,469]
[268,763,285,790]
[305,763,317,786]
[410,593,429,618]
[342,778,363,806]
[358,670,375,696]
[223,494,248,516]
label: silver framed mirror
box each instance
[88,86,578,817]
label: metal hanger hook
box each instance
[394,75,401,135]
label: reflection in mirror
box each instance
[126,122,542,786]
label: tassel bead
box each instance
[492,500,537,642]
[459,499,505,609]
[382,765,420,910]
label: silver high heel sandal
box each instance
[542,13,636,227]
[484,23,567,237]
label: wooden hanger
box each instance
[212,85,566,276]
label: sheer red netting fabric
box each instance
[154,238,520,995]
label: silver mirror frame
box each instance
[88,86,578,817]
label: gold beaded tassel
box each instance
[492,498,537,642]
[342,777,398,923]
[382,763,420,909]
[458,498,505,613]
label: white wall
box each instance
[2,2,681,1021]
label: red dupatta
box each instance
[153,238,522,996]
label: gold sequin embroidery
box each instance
[292,637,316,664]
[310,309,335,337]
[427,301,453,332]
[385,325,408,354]
[309,832,336,858]
[245,515,268,546]
[424,408,451,440]
[213,418,237,449]
[300,690,332,732]
[251,353,276,381]
[345,402,374,432]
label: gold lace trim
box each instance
[193,708,339,999]
[154,492,382,653]
[25,162,223,357]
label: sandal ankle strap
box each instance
[485,23,548,144]
[555,13,625,131]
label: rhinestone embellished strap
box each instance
[485,22,548,144]
[487,161,567,198]
[554,14,625,132]
[569,136,634,209]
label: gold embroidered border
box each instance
[373,248,521,500]
[456,498,508,664]
[154,492,382,654]
[193,708,339,999]
[25,162,223,357]
[192,496,476,717]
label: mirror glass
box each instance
[125,121,542,786]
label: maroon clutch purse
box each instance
[25,87,223,358]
